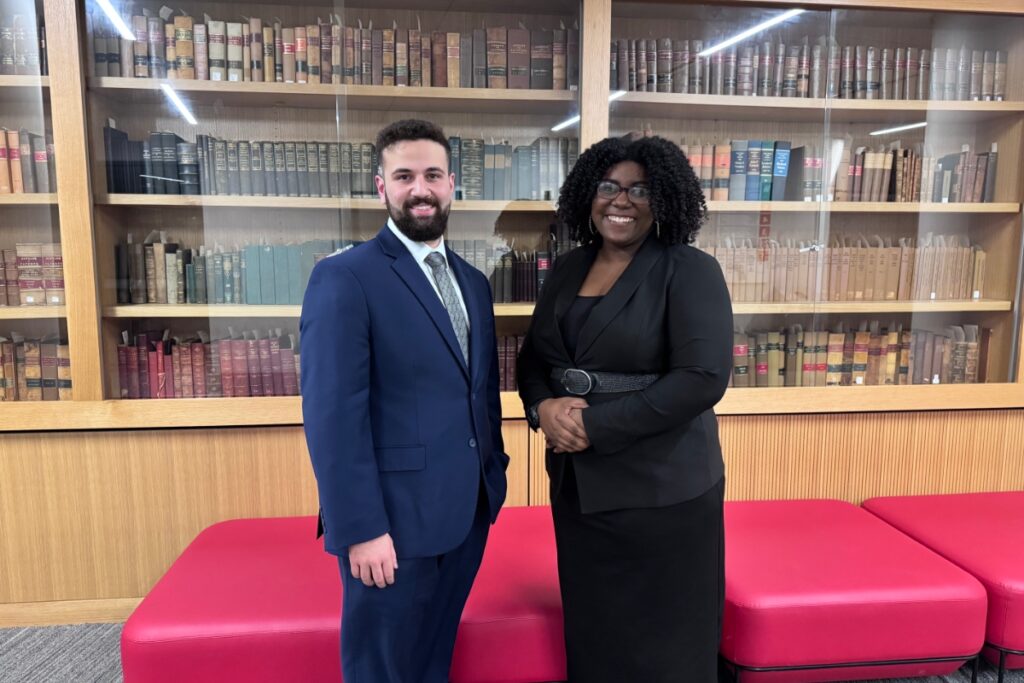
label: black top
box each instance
[560,295,603,359]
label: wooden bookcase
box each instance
[4,0,1024,626]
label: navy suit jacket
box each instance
[300,225,509,559]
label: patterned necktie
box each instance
[424,252,469,364]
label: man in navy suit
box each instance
[300,119,509,683]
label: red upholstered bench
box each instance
[864,491,1024,681]
[721,499,988,682]
[121,506,564,683]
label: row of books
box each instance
[0,128,56,195]
[0,334,70,401]
[0,15,47,76]
[730,323,990,388]
[102,126,577,202]
[115,329,298,399]
[611,36,1008,102]
[1,244,65,307]
[91,15,578,90]
[697,236,986,303]
[114,236,347,306]
[497,336,524,392]
[681,139,998,204]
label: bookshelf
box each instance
[4,0,1024,626]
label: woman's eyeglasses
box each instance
[595,180,650,203]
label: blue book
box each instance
[728,140,748,200]
[259,245,275,305]
[243,245,262,305]
[273,246,289,306]
[287,245,302,305]
[770,141,792,201]
[759,140,774,200]
[745,140,761,201]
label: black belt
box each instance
[551,368,660,396]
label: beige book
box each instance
[800,329,815,386]
[295,26,307,84]
[332,24,342,84]
[850,242,867,300]
[208,21,226,81]
[884,329,900,384]
[862,242,878,300]
[282,28,296,83]
[226,22,244,82]
[794,244,809,301]
[784,245,799,302]
[897,240,914,300]
[7,129,23,193]
[971,247,986,299]
[883,244,900,300]
[0,128,10,193]
[712,142,730,201]
[382,28,394,86]
[263,26,275,82]
[24,340,42,400]
[242,24,251,82]
[834,145,852,201]
[446,32,461,87]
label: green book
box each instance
[244,244,262,305]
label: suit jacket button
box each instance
[469,438,477,448]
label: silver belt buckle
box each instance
[562,368,594,396]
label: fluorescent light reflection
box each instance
[551,90,627,132]
[698,9,806,57]
[869,121,927,136]
[95,0,136,41]
[160,84,198,125]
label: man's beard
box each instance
[385,192,451,242]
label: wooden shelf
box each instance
[0,193,58,206]
[8,383,1024,431]
[708,201,1022,214]
[94,193,556,212]
[612,92,1024,124]
[88,77,578,114]
[93,194,1019,215]
[105,303,540,318]
[0,306,66,320]
[0,75,50,102]
[732,300,1012,314]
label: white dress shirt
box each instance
[387,218,470,328]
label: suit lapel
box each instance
[574,232,665,362]
[378,227,470,381]
[449,254,484,382]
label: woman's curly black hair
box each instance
[556,135,707,246]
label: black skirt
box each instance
[551,460,725,683]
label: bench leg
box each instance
[998,649,1006,683]
[969,654,978,683]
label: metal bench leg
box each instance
[998,649,1006,683]
[971,654,979,683]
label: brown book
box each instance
[486,27,507,88]
[421,32,431,87]
[295,25,307,84]
[7,129,23,193]
[57,342,71,399]
[408,29,421,87]
[370,28,382,85]
[552,29,566,90]
[262,26,275,83]
[165,23,178,80]
[395,29,407,86]
[307,24,321,85]
[508,29,529,89]
[208,21,226,81]
[343,26,355,84]
[381,28,395,86]
[330,24,341,84]
[174,16,194,80]
[131,15,149,78]
[39,339,58,400]
[0,129,10,193]
[249,19,263,83]
[431,31,447,87]
[445,32,460,87]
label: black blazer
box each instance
[517,231,733,514]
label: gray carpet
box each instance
[0,623,1021,682]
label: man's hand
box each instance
[348,533,398,588]
[538,397,591,453]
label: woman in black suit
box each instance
[517,135,733,682]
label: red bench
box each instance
[121,507,564,683]
[864,491,1024,682]
[721,499,988,682]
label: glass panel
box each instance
[82,0,579,399]
[826,7,1024,385]
[0,0,65,401]
[608,1,833,389]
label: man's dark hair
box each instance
[556,135,707,246]
[375,119,451,171]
